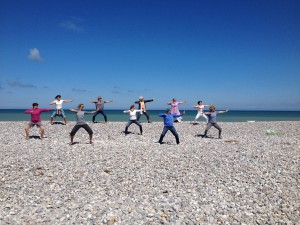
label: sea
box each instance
[0,109,300,122]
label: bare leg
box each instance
[40,126,45,139]
[50,117,53,125]
[64,117,67,125]
[25,125,30,140]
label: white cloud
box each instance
[28,48,43,61]
[7,80,36,88]
[60,20,83,32]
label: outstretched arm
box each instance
[104,99,114,103]
[144,99,154,103]
[63,99,74,103]
[217,109,229,114]
[49,101,55,105]
[70,109,78,113]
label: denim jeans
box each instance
[159,126,180,144]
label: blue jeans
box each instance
[159,126,180,144]
[51,109,66,118]
[125,120,143,134]
[92,110,107,122]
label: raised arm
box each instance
[158,113,166,117]
[70,109,78,113]
[91,100,98,103]
[123,110,130,113]
[104,99,114,104]
[63,99,74,103]
[24,109,34,114]
[217,109,229,114]
[49,101,56,105]
[144,99,154,103]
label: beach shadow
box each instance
[69,142,80,145]
[191,122,199,125]
[52,122,65,125]
[29,135,41,139]
[93,121,106,123]
[123,131,142,135]
[156,141,173,145]
[195,134,215,139]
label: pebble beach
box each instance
[0,121,299,224]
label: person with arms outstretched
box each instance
[202,105,228,139]
[123,105,143,135]
[135,96,154,123]
[91,96,113,123]
[25,103,52,140]
[158,108,181,145]
[69,104,96,145]
[50,95,73,125]
[193,100,211,124]
[167,98,186,123]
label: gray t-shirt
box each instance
[207,112,217,123]
[95,102,105,111]
[76,111,89,125]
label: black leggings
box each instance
[70,124,93,136]
[204,123,222,137]
[137,111,150,122]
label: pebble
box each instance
[0,121,299,224]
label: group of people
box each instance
[24,95,228,144]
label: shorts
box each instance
[28,121,43,127]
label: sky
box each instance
[0,0,300,110]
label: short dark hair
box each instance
[55,95,61,99]
[32,103,38,107]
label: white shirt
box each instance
[124,109,142,120]
[53,100,64,109]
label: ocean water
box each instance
[0,109,300,122]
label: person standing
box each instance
[91,96,114,123]
[167,98,186,122]
[135,96,154,123]
[25,103,52,140]
[193,100,211,124]
[69,104,96,145]
[158,108,181,144]
[50,95,73,125]
[123,105,143,135]
[203,105,228,139]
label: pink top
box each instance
[25,108,52,122]
[171,102,184,115]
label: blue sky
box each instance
[0,0,300,110]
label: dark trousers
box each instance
[125,120,143,134]
[70,124,93,136]
[204,123,222,137]
[159,126,180,144]
[92,110,107,122]
[137,111,150,122]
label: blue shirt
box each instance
[159,113,181,126]
[207,112,217,123]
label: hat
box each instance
[139,96,144,100]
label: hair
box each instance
[130,104,135,109]
[198,100,202,104]
[209,105,216,112]
[32,103,39,107]
[98,96,102,99]
[55,95,61,99]
[77,103,84,108]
